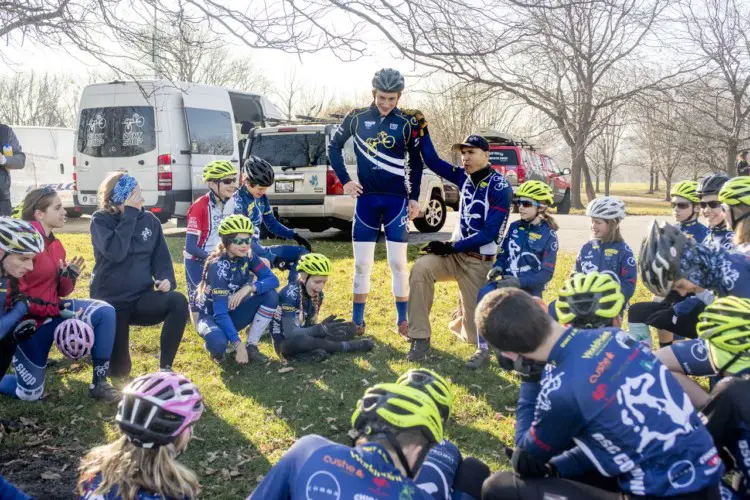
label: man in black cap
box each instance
[405,127,512,364]
[737,150,749,176]
[0,124,26,216]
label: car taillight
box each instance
[72,156,76,167]
[72,171,77,192]
[157,154,173,191]
[517,165,526,183]
[327,167,343,195]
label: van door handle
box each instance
[230,158,239,163]
[138,160,145,165]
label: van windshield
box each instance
[489,149,518,167]
[77,107,156,158]
[250,133,327,167]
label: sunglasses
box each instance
[699,201,722,209]
[515,200,541,208]
[218,178,236,185]
[671,202,692,210]
[231,237,251,245]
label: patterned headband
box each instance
[110,174,138,205]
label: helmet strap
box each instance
[208,183,230,204]
[729,206,750,230]
[0,252,9,278]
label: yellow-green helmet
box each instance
[202,160,237,182]
[351,383,443,445]
[516,181,554,205]
[555,272,625,328]
[218,214,254,236]
[297,253,332,276]
[719,176,750,207]
[670,180,699,204]
[396,368,453,422]
[10,202,23,219]
[697,296,750,375]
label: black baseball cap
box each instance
[452,134,489,152]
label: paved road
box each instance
[60,212,674,253]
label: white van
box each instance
[10,126,79,217]
[73,80,282,222]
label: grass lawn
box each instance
[0,234,657,498]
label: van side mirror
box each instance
[562,168,571,175]
[240,121,254,134]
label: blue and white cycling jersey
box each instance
[328,104,423,201]
[680,219,709,242]
[702,224,734,252]
[249,434,446,499]
[492,219,558,297]
[516,327,723,496]
[80,473,185,499]
[233,188,296,260]
[575,240,637,304]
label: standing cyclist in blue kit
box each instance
[328,68,424,336]
[233,155,311,274]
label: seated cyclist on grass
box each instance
[249,383,451,499]
[397,368,490,500]
[233,155,311,274]
[476,287,723,500]
[271,253,374,362]
[195,215,279,365]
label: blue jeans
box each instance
[0,299,116,400]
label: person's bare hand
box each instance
[229,285,253,310]
[154,279,171,292]
[343,181,363,198]
[235,343,248,364]
[408,200,421,221]
[124,188,144,210]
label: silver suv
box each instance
[243,123,447,233]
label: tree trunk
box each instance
[570,148,586,209]
[648,169,654,193]
[727,139,739,176]
[655,174,660,191]
[596,175,600,193]
[605,172,611,196]
[582,156,596,202]
[663,175,671,202]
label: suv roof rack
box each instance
[478,128,535,150]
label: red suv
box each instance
[479,129,571,214]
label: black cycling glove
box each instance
[12,319,38,343]
[422,241,456,256]
[506,447,557,479]
[318,315,357,341]
[293,233,312,253]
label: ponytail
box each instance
[196,241,229,300]
[539,207,559,231]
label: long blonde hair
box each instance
[77,435,200,499]
[98,172,127,213]
[734,213,750,246]
[195,239,230,299]
[599,219,623,244]
[538,206,559,231]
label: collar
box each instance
[680,218,699,228]
[369,103,398,120]
[355,442,395,467]
[30,221,54,242]
[548,326,577,364]
[469,166,491,185]
[709,221,728,232]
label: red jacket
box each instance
[18,221,76,320]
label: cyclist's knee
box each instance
[261,290,279,309]
[167,291,189,314]
[482,471,522,500]
[454,456,491,499]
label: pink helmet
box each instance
[117,372,204,448]
[54,319,94,360]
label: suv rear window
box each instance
[250,133,327,167]
[78,107,156,158]
[185,108,234,155]
[489,149,518,166]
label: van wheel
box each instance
[557,190,571,214]
[414,194,446,233]
[157,213,172,224]
[65,209,82,219]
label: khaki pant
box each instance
[408,253,493,344]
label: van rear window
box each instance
[489,149,518,166]
[250,133,327,168]
[78,107,156,158]
[185,108,234,155]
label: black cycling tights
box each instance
[280,335,346,358]
[481,472,721,500]
[110,290,188,378]
[628,300,704,340]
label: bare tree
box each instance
[0,72,79,127]
[589,115,627,196]
[674,0,750,174]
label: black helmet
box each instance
[372,68,405,92]
[242,155,275,187]
[697,173,730,197]
[639,221,691,296]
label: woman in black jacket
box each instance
[89,172,188,378]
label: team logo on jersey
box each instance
[365,132,396,154]
[390,123,398,130]
[605,248,618,257]
[364,120,376,129]
[667,460,696,489]
[690,341,708,362]
[306,470,341,500]
[537,370,564,412]
[141,227,152,241]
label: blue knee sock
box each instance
[395,301,407,324]
[353,302,366,326]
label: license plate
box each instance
[275,180,294,193]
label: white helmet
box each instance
[586,197,626,221]
[0,217,44,256]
